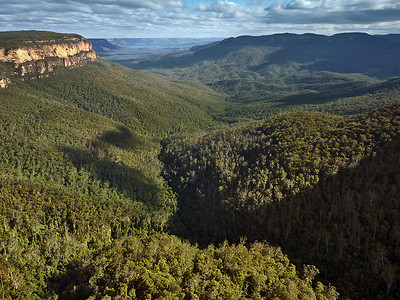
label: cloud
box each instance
[197,0,265,18]
[79,0,184,10]
[264,0,400,24]
[1,0,400,38]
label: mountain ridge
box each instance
[130,32,400,78]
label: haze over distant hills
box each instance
[128,32,400,78]
[90,37,222,61]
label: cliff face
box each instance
[0,73,11,88]
[0,34,97,87]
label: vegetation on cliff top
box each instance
[0,31,84,49]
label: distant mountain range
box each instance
[98,32,398,121]
[90,37,222,61]
[106,37,223,49]
[129,33,400,78]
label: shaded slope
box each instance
[0,175,338,300]
[0,80,173,226]
[261,126,400,299]
[0,56,228,237]
[161,102,400,299]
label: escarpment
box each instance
[0,71,11,88]
[0,31,97,87]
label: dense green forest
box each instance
[22,58,226,137]
[2,31,400,299]
[0,57,338,299]
[161,102,400,299]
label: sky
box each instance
[1,0,400,38]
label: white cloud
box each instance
[0,0,400,38]
[264,0,400,24]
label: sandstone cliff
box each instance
[0,73,11,89]
[0,32,97,87]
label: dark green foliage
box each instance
[161,102,400,299]
[218,76,400,122]
[0,64,181,297]
[0,177,129,298]
[261,129,400,300]
[55,235,337,300]
[0,176,335,299]
[3,31,400,299]
[0,80,175,220]
[0,49,335,299]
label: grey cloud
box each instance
[90,4,128,15]
[265,9,400,24]
[74,0,183,9]
[1,0,400,38]
[0,1,91,14]
[264,0,400,24]
[0,0,183,12]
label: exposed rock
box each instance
[0,74,10,88]
[0,33,97,87]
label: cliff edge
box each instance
[0,31,97,87]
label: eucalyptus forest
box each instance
[1,31,400,299]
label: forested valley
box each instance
[1,32,400,299]
[161,102,400,299]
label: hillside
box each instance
[221,76,400,121]
[0,54,227,233]
[161,102,400,299]
[23,58,226,136]
[0,76,174,298]
[109,33,400,120]
[0,32,339,299]
[131,33,400,79]
[381,34,400,44]
[3,30,400,299]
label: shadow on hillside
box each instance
[61,144,162,208]
[95,125,144,150]
[61,126,162,205]
[167,136,400,299]
[47,259,96,300]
